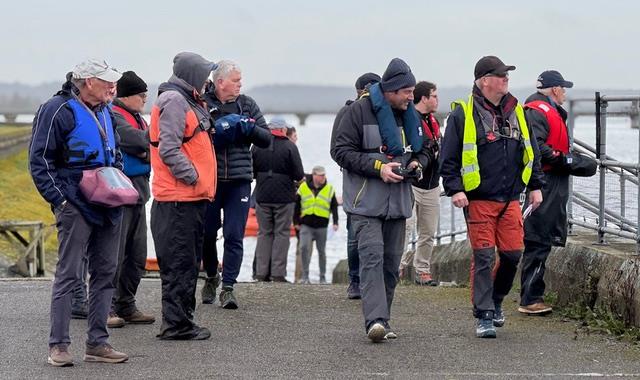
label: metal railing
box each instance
[430,93,640,250]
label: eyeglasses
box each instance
[137,93,148,100]
[484,72,509,78]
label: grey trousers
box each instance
[299,225,327,280]
[50,203,120,347]
[255,202,295,279]
[351,215,405,330]
[112,204,147,316]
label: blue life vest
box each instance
[66,99,116,168]
[111,104,151,177]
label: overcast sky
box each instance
[3,0,639,90]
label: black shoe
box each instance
[271,276,290,283]
[219,286,238,309]
[157,326,211,341]
[71,306,88,320]
[493,304,505,327]
[201,274,220,304]
[383,321,397,339]
[191,327,211,340]
[347,282,361,299]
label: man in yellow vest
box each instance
[294,166,339,284]
[440,56,545,339]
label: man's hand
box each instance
[380,162,403,183]
[452,192,468,208]
[528,189,543,211]
[332,224,339,232]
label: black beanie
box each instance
[116,71,148,97]
[380,58,416,92]
[355,72,381,91]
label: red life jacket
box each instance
[421,113,440,140]
[112,105,148,131]
[524,100,569,171]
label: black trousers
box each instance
[151,200,207,338]
[520,240,552,306]
[113,204,147,316]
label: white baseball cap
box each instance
[72,59,122,82]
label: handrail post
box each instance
[567,99,575,235]
[596,92,608,245]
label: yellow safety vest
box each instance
[298,181,334,219]
[451,94,534,192]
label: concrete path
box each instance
[2,279,640,379]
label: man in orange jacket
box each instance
[149,52,217,340]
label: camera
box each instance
[392,166,422,179]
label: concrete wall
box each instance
[333,237,640,327]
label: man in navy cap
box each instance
[333,58,433,342]
[519,70,574,316]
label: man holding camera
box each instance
[519,70,575,316]
[333,58,432,343]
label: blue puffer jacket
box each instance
[29,79,123,226]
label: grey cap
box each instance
[380,58,416,92]
[268,116,292,129]
[72,59,122,82]
[311,165,326,175]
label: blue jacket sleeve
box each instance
[28,99,70,208]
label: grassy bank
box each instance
[0,149,57,264]
[0,125,32,138]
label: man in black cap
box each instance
[440,55,544,338]
[333,58,432,342]
[109,71,156,328]
[330,72,380,300]
[519,70,574,316]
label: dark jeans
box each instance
[351,215,405,330]
[112,204,147,316]
[520,240,552,306]
[203,180,251,286]
[50,203,120,347]
[151,200,207,339]
[346,213,360,284]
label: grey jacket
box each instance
[333,97,423,220]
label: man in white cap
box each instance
[29,59,128,366]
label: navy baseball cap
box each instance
[536,70,574,89]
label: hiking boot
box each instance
[271,276,290,283]
[383,321,397,339]
[493,304,505,327]
[107,312,125,329]
[48,344,73,367]
[71,305,88,320]
[121,310,155,324]
[518,302,553,315]
[319,276,327,284]
[367,322,387,343]
[415,272,438,286]
[219,286,238,309]
[201,274,220,304]
[347,282,361,300]
[83,343,128,363]
[476,311,496,338]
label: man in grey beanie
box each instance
[333,58,434,343]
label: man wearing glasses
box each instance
[109,71,155,328]
[440,56,544,338]
[519,70,574,316]
[30,59,128,365]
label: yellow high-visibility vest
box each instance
[298,181,334,219]
[451,94,533,191]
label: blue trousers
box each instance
[203,180,251,286]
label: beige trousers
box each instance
[400,186,441,274]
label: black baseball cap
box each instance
[474,55,516,80]
[536,70,574,89]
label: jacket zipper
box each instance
[353,179,367,208]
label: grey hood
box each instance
[172,52,216,94]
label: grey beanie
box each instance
[380,58,416,92]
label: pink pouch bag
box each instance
[79,167,139,208]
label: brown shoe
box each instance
[84,343,128,363]
[107,312,125,328]
[121,310,156,324]
[48,344,73,367]
[518,302,553,315]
